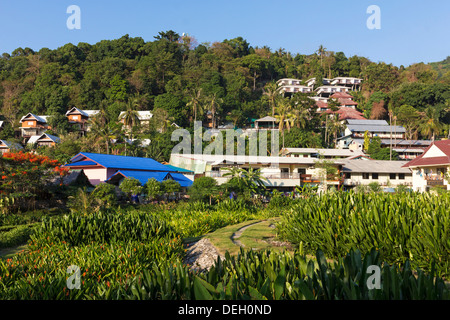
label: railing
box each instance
[425,175,445,186]
[205,171,321,181]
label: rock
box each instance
[183,238,225,272]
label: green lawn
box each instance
[206,218,294,256]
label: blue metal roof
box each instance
[107,170,171,185]
[170,173,193,187]
[64,160,97,167]
[164,164,194,173]
[69,153,176,172]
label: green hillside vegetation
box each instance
[1,31,450,162]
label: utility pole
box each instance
[389,110,393,161]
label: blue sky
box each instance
[0,0,449,67]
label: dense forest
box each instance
[1,31,449,161]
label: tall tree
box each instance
[263,81,281,118]
[186,87,204,123]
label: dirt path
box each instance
[230,220,265,248]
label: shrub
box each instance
[368,182,381,192]
[90,183,117,207]
[161,179,181,194]
[119,178,143,197]
[187,176,218,203]
[145,178,162,200]
[0,224,34,248]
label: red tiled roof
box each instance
[402,140,450,167]
[316,101,328,108]
[330,92,353,99]
[338,98,358,106]
[324,107,366,121]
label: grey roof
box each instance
[255,116,277,122]
[282,148,364,157]
[20,113,49,124]
[342,160,411,173]
[347,124,406,133]
[66,107,100,117]
[346,119,388,126]
[352,138,431,147]
[0,140,23,150]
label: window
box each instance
[390,173,396,180]
[345,173,351,179]
[28,121,34,126]
[73,115,79,120]
[362,173,370,179]
[399,173,405,180]
[372,173,378,180]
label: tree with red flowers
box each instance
[0,151,69,212]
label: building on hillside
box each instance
[169,153,345,191]
[280,147,365,159]
[254,116,277,130]
[329,77,363,90]
[305,78,331,88]
[341,159,412,189]
[315,85,351,98]
[118,111,153,129]
[343,119,406,139]
[325,107,366,122]
[27,133,60,147]
[0,140,23,154]
[402,140,450,192]
[276,78,313,95]
[65,107,100,135]
[341,137,432,160]
[19,113,50,139]
[64,152,193,188]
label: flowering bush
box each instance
[0,151,69,212]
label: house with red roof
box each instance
[402,140,450,192]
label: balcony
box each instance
[425,175,445,186]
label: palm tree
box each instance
[328,116,345,147]
[222,167,266,196]
[151,107,174,133]
[206,93,223,129]
[186,88,204,123]
[290,92,314,129]
[274,97,294,148]
[317,45,327,69]
[419,107,443,141]
[89,116,118,155]
[121,100,141,141]
[263,82,281,118]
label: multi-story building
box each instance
[329,77,363,90]
[402,140,450,192]
[169,153,344,191]
[276,78,313,95]
[343,119,405,139]
[65,107,100,134]
[315,85,351,98]
[280,147,365,159]
[341,159,412,189]
[19,113,50,139]
[169,152,414,192]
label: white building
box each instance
[277,78,313,95]
[341,160,412,189]
[402,140,450,192]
